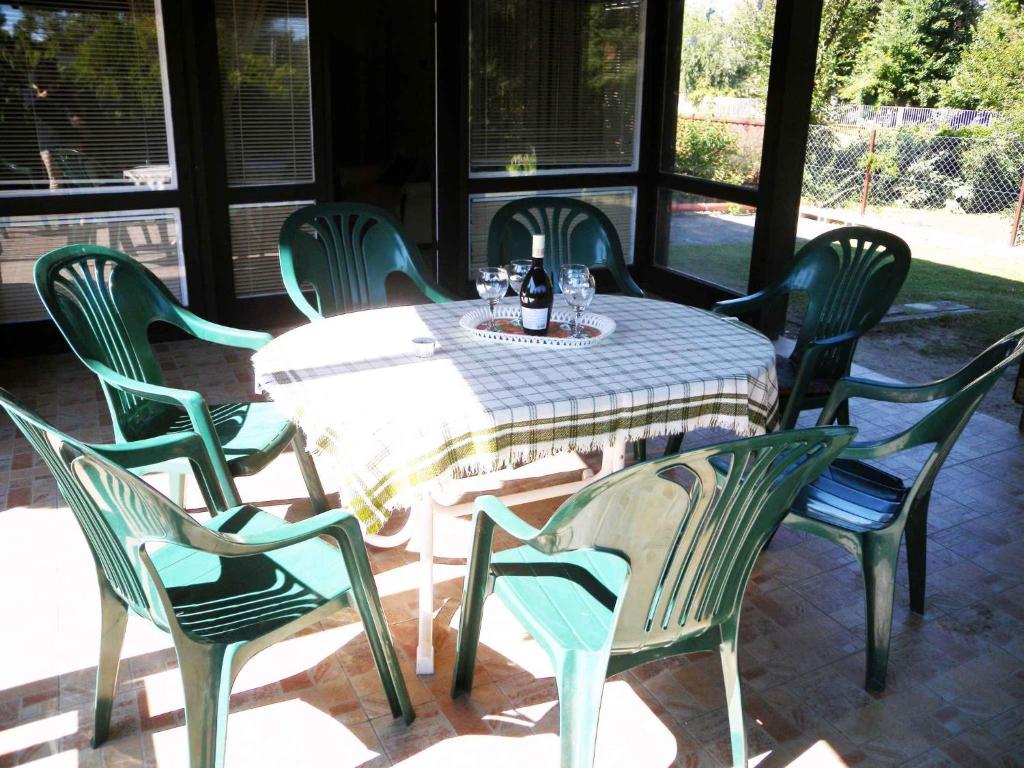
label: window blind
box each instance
[0,209,185,323]
[469,0,645,175]
[0,1,175,194]
[468,188,637,276]
[216,0,314,187]
[229,201,312,298]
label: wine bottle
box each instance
[520,234,553,336]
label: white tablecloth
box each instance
[253,296,778,532]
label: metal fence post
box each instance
[1010,171,1024,248]
[860,128,876,217]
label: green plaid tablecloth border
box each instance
[254,296,779,533]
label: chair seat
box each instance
[150,505,351,643]
[490,546,629,653]
[169,402,296,476]
[788,458,908,533]
[776,354,835,399]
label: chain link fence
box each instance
[801,125,1024,246]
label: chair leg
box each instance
[292,432,329,514]
[451,514,497,699]
[862,533,900,692]
[336,520,414,723]
[719,618,748,768]
[555,651,608,768]
[176,640,236,768]
[835,399,851,426]
[632,440,646,462]
[92,575,129,748]
[168,467,187,508]
[663,433,683,457]
[905,493,930,615]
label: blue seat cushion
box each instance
[788,458,907,533]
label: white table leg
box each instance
[600,431,628,475]
[415,493,435,675]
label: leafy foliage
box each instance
[674,119,755,185]
[842,0,981,106]
[941,0,1024,134]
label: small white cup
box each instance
[411,336,437,358]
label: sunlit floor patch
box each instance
[0,711,77,758]
[149,699,380,767]
[142,623,364,717]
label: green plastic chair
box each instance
[784,328,1024,692]
[486,196,644,297]
[451,425,855,768]
[0,388,413,768]
[278,202,456,321]
[713,226,911,431]
[34,244,328,513]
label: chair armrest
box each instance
[712,283,788,317]
[475,495,541,542]
[90,361,206,412]
[89,361,241,506]
[174,309,273,350]
[780,329,861,429]
[211,507,358,555]
[816,367,974,427]
[797,328,862,372]
[90,432,230,512]
[91,431,210,471]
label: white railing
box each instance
[823,104,997,130]
[678,96,999,131]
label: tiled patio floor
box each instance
[1,335,1022,767]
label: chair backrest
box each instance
[34,245,189,441]
[786,226,910,379]
[278,202,444,321]
[486,196,644,297]
[0,388,207,627]
[533,426,855,652]
[875,328,1024,504]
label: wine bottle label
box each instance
[521,306,549,331]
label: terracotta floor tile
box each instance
[2,338,1024,765]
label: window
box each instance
[229,201,312,298]
[216,0,314,187]
[468,188,637,275]
[0,209,185,323]
[672,1,774,186]
[655,190,755,293]
[469,0,645,176]
[0,1,175,195]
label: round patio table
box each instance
[252,295,778,673]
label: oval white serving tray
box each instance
[459,305,615,348]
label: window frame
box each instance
[184,0,333,326]
[0,0,205,352]
[638,0,824,336]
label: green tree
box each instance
[685,0,880,118]
[678,5,750,105]
[942,0,1024,133]
[812,0,881,115]
[842,0,981,106]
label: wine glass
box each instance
[476,267,509,332]
[506,259,532,327]
[562,271,596,339]
[558,264,591,333]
